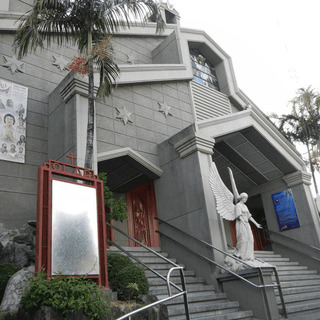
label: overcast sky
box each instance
[170,0,320,194]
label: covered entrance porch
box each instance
[198,107,319,251]
[98,147,162,248]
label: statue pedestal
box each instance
[217,267,280,320]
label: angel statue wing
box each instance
[228,167,240,202]
[209,163,235,221]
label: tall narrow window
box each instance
[190,49,220,91]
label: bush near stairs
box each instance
[108,246,255,320]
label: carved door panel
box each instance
[127,182,160,247]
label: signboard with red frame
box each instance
[36,153,108,287]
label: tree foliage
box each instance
[14,0,164,169]
[270,86,320,192]
[273,87,320,144]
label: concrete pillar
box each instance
[156,126,227,286]
[217,268,280,320]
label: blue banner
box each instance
[272,189,300,231]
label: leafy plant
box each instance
[107,253,135,280]
[270,86,320,193]
[21,271,109,320]
[99,172,128,222]
[126,283,139,301]
[107,253,149,301]
[0,263,20,302]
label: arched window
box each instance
[190,49,220,91]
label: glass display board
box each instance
[51,180,100,275]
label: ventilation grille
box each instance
[191,80,231,120]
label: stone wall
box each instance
[96,80,194,166]
[0,23,78,229]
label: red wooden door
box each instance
[126,182,160,247]
[229,220,263,251]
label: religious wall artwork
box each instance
[272,189,300,231]
[0,78,28,163]
[190,49,220,91]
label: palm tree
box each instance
[271,87,320,194]
[13,0,164,169]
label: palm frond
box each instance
[93,37,120,99]
[99,0,164,34]
[14,0,80,58]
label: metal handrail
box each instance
[116,290,186,320]
[106,221,190,320]
[269,229,320,253]
[156,217,287,319]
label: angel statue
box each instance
[209,163,262,263]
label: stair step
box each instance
[108,251,170,258]
[277,291,320,304]
[145,269,195,278]
[169,309,253,320]
[133,256,178,264]
[158,291,227,305]
[108,246,161,252]
[254,253,281,258]
[142,263,184,270]
[283,308,320,320]
[265,261,300,266]
[257,257,291,262]
[148,275,204,286]
[168,300,240,316]
[285,299,320,314]
[280,279,320,288]
[275,274,320,281]
[276,285,320,296]
[149,284,215,295]
[275,265,308,271]
[277,269,317,276]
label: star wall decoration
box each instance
[2,55,25,74]
[126,54,137,64]
[158,100,172,118]
[52,55,69,71]
[116,106,133,125]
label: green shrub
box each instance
[107,253,149,301]
[0,263,20,302]
[107,253,135,281]
[21,272,109,320]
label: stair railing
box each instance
[156,217,287,319]
[106,221,190,320]
[268,229,320,261]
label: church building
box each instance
[1,1,320,318]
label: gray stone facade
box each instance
[0,0,319,276]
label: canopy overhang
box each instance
[98,148,162,193]
[198,108,305,193]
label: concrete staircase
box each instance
[108,246,254,320]
[255,251,320,320]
